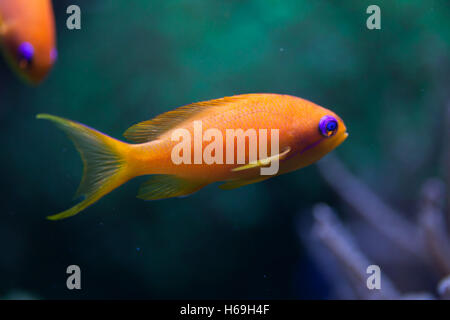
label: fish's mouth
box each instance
[334,131,348,148]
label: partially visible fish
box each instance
[38,93,348,220]
[0,0,57,84]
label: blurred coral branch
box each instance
[445,103,450,226]
[304,126,450,299]
[316,155,426,261]
[438,276,450,300]
[418,179,450,276]
[311,203,400,299]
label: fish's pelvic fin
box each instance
[123,95,252,143]
[219,177,269,190]
[232,147,291,172]
[37,114,132,220]
[137,175,206,200]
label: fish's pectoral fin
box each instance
[219,177,270,190]
[231,147,291,172]
[137,175,207,200]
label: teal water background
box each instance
[0,0,449,299]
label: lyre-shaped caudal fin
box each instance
[37,114,134,220]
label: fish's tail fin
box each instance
[37,114,134,220]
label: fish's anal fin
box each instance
[137,175,207,200]
[123,95,253,143]
[231,147,291,172]
[219,177,269,190]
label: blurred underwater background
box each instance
[0,0,450,299]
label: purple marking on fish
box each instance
[300,138,323,155]
[50,48,58,63]
[18,42,34,61]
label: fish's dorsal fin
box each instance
[231,147,291,172]
[123,94,254,143]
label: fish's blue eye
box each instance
[326,121,336,131]
[17,42,34,64]
[319,115,338,137]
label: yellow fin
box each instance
[37,114,131,220]
[137,175,207,200]
[123,95,253,143]
[219,177,269,190]
[232,147,291,172]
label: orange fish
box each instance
[38,93,348,220]
[0,0,57,84]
